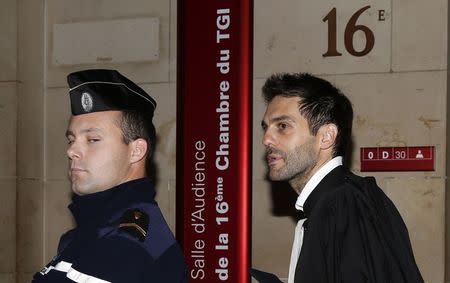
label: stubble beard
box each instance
[267,139,318,186]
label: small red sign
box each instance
[360,146,435,172]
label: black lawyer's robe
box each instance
[294,166,424,283]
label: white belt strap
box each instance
[42,261,111,283]
[54,261,73,272]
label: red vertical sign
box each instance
[177,1,252,282]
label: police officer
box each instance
[32,69,188,283]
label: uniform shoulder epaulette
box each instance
[118,208,149,242]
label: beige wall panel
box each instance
[52,18,160,65]
[0,180,16,273]
[16,272,33,283]
[254,0,391,78]
[17,83,44,179]
[384,178,445,283]
[45,88,71,180]
[17,0,44,84]
[169,0,177,83]
[0,83,16,177]
[252,180,297,281]
[392,0,447,71]
[44,180,74,262]
[0,273,15,283]
[17,0,45,179]
[46,0,171,87]
[142,83,176,181]
[17,180,44,272]
[333,72,446,177]
[448,186,450,283]
[0,0,17,81]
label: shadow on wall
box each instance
[269,180,300,224]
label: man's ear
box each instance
[319,124,338,151]
[130,138,148,163]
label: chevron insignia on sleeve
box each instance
[118,208,149,242]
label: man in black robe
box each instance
[259,73,424,283]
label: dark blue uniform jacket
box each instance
[32,178,188,283]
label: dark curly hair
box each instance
[262,73,353,159]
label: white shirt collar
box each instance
[295,156,343,211]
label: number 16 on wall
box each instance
[323,5,387,57]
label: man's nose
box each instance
[262,128,276,147]
[66,142,80,160]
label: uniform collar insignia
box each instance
[118,208,149,242]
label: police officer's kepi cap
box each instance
[67,69,156,116]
